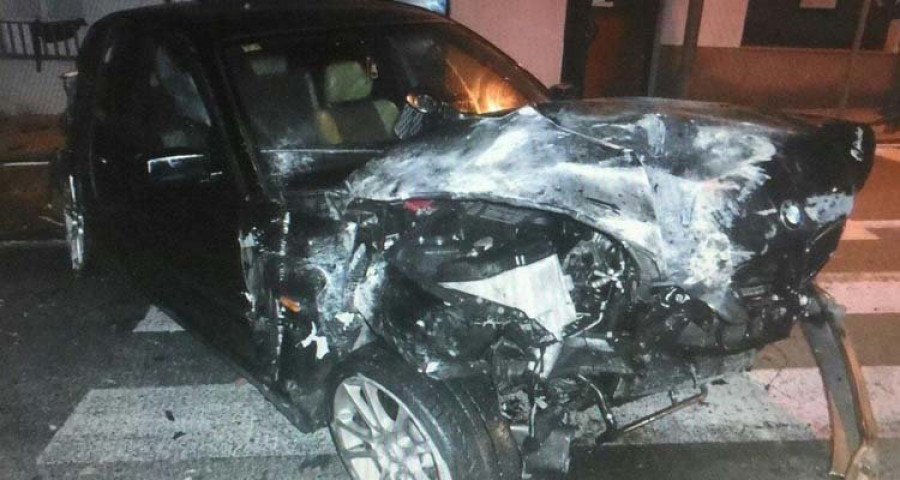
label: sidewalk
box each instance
[0,113,63,163]
[0,114,64,241]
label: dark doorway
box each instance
[562,0,661,98]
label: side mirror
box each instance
[396,91,447,140]
[406,91,441,114]
[549,83,578,101]
[143,149,217,187]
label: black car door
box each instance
[96,32,256,364]
[88,25,143,247]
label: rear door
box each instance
[133,34,252,350]
[92,29,257,363]
[124,34,237,294]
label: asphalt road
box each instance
[2,151,900,480]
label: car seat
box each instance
[315,60,399,145]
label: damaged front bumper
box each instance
[803,289,879,480]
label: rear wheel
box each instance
[63,174,92,273]
[328,347,515,480]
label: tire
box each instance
[62,174,95,274]
[327,345,518,480]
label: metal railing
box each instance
[0,19,86,70]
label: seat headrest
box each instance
[323,61,373,104]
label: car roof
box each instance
[98,0,450,41]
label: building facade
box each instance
[2,0,896,115]
[652,0,900,109]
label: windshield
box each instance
[223,22,547,193]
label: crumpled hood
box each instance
[348,98,853,293]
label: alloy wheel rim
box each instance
[332,375,451,480]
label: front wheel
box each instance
[328,347,515,480]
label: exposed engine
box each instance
[241,99,876,479]
[332,197,785,476]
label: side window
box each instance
[132,39,212,155]
[94,33,212,152]
[91,33,218,195]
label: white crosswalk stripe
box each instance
[818,272,900,315]
[748,367,900,439]
[841,220,900,241]
[134,305,184,333]
[37,384,342,479]
[876,147,900,163]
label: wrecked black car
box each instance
[57,1,878,479]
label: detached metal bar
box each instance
[580,373,709,445]
[802,290,879,479]
[607,386,707,442]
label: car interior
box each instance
[315,60,399,146]
[234,37,402,151]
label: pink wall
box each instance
[451,0,567,86]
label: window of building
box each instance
[742,0,897,50]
